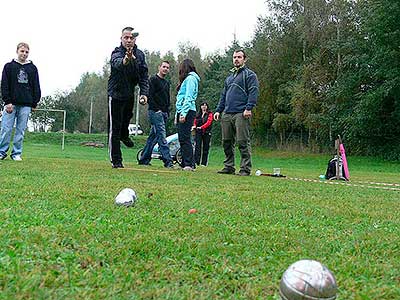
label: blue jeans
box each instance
[140,110,172,166]
[177,110,196,168]
[0,105,31,157]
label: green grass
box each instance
[0,133,399,299]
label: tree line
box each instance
[34,0,399,159]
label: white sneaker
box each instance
[11,155,22,161]
[182,166,195,171]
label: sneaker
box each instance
[182,166,195,171]
[11,155,22,161]
[237,171,250,176]
[138,161,151,166]
[0,153,7,160]
[112,162,124,168]
[164,163,174,169]
[217,167,235,174]
[121,137,134,148]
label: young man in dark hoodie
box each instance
[108,27,149,168]
[0,42,41,161]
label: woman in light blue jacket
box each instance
[176,59,200,171]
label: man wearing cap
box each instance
[108,26,149,168]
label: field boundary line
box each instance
[287,177,400,192]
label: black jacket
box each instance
[148,74,170,113]
[107,44,149,100]
[1,60,41,108]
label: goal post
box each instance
[33,108,67,150]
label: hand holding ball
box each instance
[139,95,147,105]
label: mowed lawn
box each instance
[0,133,399,299]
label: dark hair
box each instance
[160,60,170,66]
[177,59,197,92]
[234,49,246,59]
[122,26,134,33]
[197,101,211,116]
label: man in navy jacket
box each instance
[214,49,259,176]
[0,42,41,161]
[108,27,149,168]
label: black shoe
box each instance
[237,171,250,176]
[217,167,235,174]
[121,137,134,148]
[138,161,151,166]
[164,162,174,169]
[112,162,124,168]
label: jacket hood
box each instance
[188,71,200,82]
[12,59,32,65]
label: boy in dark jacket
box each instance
[107,26,149,168]
[0,42,41,161]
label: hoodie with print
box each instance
[1,59,41,108]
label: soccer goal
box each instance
[32,108,66,150]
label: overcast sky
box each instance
[0,0,267,96]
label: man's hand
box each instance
[243,109,252,118]
[179,115,186,123]
[123,47,135,65]
[5,104,13,114]
[139,95,147,105]
[214,112,220,121]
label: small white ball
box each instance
[255,170,262,176]
[115,188,137,207]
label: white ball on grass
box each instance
[115,188,137,207]
[255,169,262,176]
[279,259,337,300]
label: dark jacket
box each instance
[1,59,41,108]
[194,111,213,134]
[107,44,149,100]
[148,74,170,113]
[216,66,259,113]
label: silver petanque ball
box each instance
[115,188,137,207]
[279,260,338,300]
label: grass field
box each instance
[1,133,399,299]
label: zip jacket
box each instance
[176,72,200,117]
[216,66,259,113]
[108,44,149,100]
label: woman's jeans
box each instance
[177,110,195,168]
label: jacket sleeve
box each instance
[137,53,149,97]
[200,112,213,130]
[216,79,228,113]
[180,76,197,117]
[1,65,11,105]
[110,50,125,71]
[32,66,41,108]
[245,71,259,111]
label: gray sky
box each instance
[0,0,267,96]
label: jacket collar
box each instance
[230,64,246,75]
